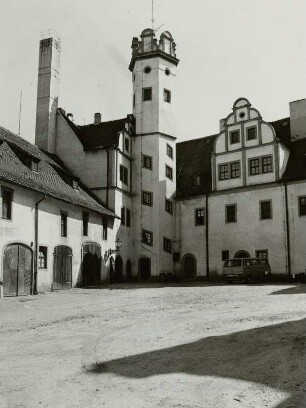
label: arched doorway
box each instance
[3,244,33,296]
[115,255,123,283]
[53,246,73,290]
[139,257,151,280]
[126,259,132,281]
[82,242,101,287]
[234,250,251,258]
[181,254,197,280]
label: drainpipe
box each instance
[106,150,109,207]
[284,182,291,276]
[205,194,210,279]
[33,195,46,294]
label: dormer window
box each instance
[230,130,240,144]
[31,160,39,172]
[72,180,79,189]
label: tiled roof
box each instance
[0,126,116,217]
[176,118,306,198]
[59,110,132,151]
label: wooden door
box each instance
[82,243,101,287]
[183,255,196,280]
[139,257,151,280]
[53,246,72,290]
[3,244,32,296]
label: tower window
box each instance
[142,229,153,246]
[165,199,173,214]
[124,137,130,153]
[119,165,129,185]
[142,191,153,206]
[143,87,152,101]
[165,165,173,180]
[166,144,173,159]
[143,154,153,170]
[165,68,171,76]
[164,89,171,103]
[144,66,151,74]
[163,237,172,254]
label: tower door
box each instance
[139,257,151,280]
[82,243,101,287]
[3,244,32,297]
[53,246,72,290]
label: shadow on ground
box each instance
[86,318,306,407]
[270,284,306,295]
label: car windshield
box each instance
[224,259,241,267]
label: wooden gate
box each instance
[3,244,33,296]
[53,246,73,290]
[82,243,101,287]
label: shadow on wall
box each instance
[85,318,306,408]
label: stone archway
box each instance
[181,253,197,280]
[234,250,251,259]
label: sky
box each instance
[0,0,305,144]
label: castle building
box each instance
[1,28,306,296]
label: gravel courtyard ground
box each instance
[0,283,305,408]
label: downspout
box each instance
[205,194,210,279]
[106,150,109,207]
[33,195,46,294]
[284,182,291,276]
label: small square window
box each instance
[195,208,205,225]
[165,199,173,214]
[142,191,153,206]
[256,249,268,259]
[60,212,68,237]
[230,130,240,144]
[142,229,153,246]
[166,165,173,180]
[124,137,130,153]
[226,204,236,223]
[222,250,229,261]
[246,127,257,141]
[82,211,89,236]
[260,200,272,220]
[163,237,172,253]
[299,197,306,216]
[119,165,129,185]
[1,187,13,220]
[38,246,48,269]
[102,216,108,240]
[143,87,152,101]
[164,89,171,103]
[167,144,173,159]
[143,155,153,170]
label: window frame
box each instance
[249,155,273,176]
[82,211,89,236]
[165,198,173,215]
[246,126,257,141]
[260,200,272,220]
[166,144,173,159]
[218,161,240,181]
[142,229,153,246]
[299,196,306,216]
[255,249,269,260]
[60,211,68,237]
[102,216,108,240]
[119,164,129,185]
[163,89,171,103]
[225,204,237,223]
[124,137,130,153]
[142,87,152,102]
[165,165,173,180]
[229,130,240,144]
[163,237,172,254]
[38,246,48,269]
[1,186,13,220]
[195,208,205,226]
[142,154,153,170]
[142,190,153,207]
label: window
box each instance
[143,87,152,101]
[299,197,306,216]
[102,216,108,240]
[230,162,240,178]
[126,208,131,227]
[142,191,153,206]
[31,160,39,172]
[260,200,272,220]
[219,164,228,180]
[142,229,153,246]
[165,199,173,214]
[164,89,171,103]
[219,161,240,180]
[124,137,130,153]
[246,127,257,141]
[121,207,126,226]
[230,130,240,144]
[163,237,172,253]
[249,156,273,176]
[119,165,128,185]
[256,249,268,259]
[167,144,173,159]
[195,208,205,225]
[38,246,47,269]
[72,180,79,189]
[222,250,230,261]
[60,212,67,237]
[226,204,236,223]
[166,165,173,180]
[143,154,152,170]
[144,66,151,74]
[1,187,12,220]
[82,211,89,236]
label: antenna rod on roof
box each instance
[151,0,155,30]
[18,90,22,136]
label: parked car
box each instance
[222,258,271,283]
